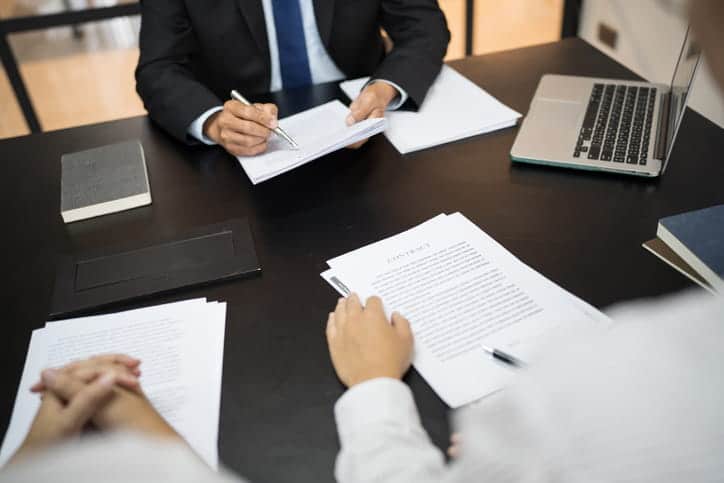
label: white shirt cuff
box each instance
[369,79,409,111]
[187,106,223,145]
[334,378,422,446]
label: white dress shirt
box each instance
[188,0,407,145]
[6,290,722,482]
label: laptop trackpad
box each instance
[532,99,581,130]
[515,99,581,160]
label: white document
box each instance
[340,66,521,154]
[0,299,226,469]
[237,100,386,184]
[322,213,606,407]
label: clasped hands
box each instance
[11,354,177,463]
[204,81,398,156]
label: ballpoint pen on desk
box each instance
[230,90,299,150]
[482,345,526,369]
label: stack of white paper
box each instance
[238,100,386,184]
[340,66,521,154]
[0,299,226,469]
[321,213,608,408]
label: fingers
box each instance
[347,81,393,125]
[63,354,140,374]
[72,367,140,392]
[32,355,141,393]
[334,297,347,326]
[254,102,278,120]
[40,368,94,402]
[365,295,384,313]
[223,119,272,140]
[224,100,278,129]
[346,138,370,150]
[345,90,384,148]
[346,293,363,317]
[39,363,140,401]
[325,312,337,341]
[103,354,140,369]
[391,311,413,340]
[62,373,115,434]
[220,129,269,148]
[347,91,376,125]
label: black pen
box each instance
[482,345,526,368]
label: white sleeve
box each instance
[334,378,446,483]
[368,79,409,110]
[187,106,223,145]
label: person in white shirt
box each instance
[4,289,723,483]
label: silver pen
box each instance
[482,345,526,368]
[230,90,299,150]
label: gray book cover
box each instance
[60,140,151,221]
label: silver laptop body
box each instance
[511,28,701,177]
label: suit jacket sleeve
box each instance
[135,0,223,143]
[374,0,450,109]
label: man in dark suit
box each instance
[135,1,450,156]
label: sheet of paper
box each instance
[0,299,226,469]
[340,66,521,154]
[237,100,386,184]
[323,213,605,407]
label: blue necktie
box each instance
[271,0,313,88]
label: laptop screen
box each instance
[665,27,701,163]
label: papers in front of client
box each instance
[340,66,521,154]
[237,100,386,184]
[0,299,226,469]
[321,213,608,408]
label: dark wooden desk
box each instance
[1,39,722,482]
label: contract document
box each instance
[340,66,521,154]
[0,299,226,469]
[321,213,607,407]
[238,100,386,184]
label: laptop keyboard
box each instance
[574,84,657,165]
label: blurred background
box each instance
[0,0,721,140]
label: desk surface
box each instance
[1,38,723,482]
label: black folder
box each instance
[50,218,260,318]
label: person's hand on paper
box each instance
[43,355,178,437]
[31,355,178,439]
[345,82,398,149]
[204,100,279,157]
[29,353,142,394]
[10,362,137,463]
[326,293,413,387]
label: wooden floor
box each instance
[0,0,562,139]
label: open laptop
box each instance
[510,28,701,177]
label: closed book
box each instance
[642,238,714,293]
[60,140,151,223]
[656,204,724,292]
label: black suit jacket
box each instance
[135,0,450,142]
